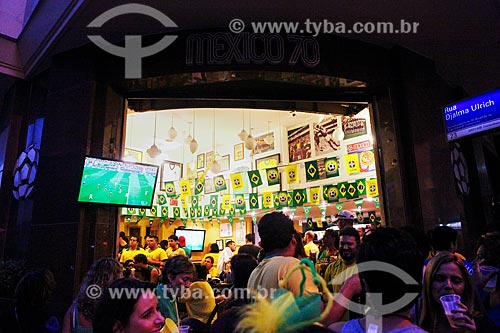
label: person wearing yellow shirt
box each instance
[145,235,167,267]
[166,235,186,259]
[203,256,218,279]
[303,230,319,258]
[119,236,146,264]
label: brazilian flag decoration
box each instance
[247,170,263,188]
[191,196,199,207]
[368,211,377,223]
[196,206,202,217]
[356,179,367,197]
[204,205,210,217]
[324,157,339,178]
[235,194,246,210]
[219,204,226,216]
[287,191,294,207]
[305,160,319,181]
[323,185,339,203]
[189,207,195,218]
[239,207,247,214]
[157,194,167,205]
[229,204,236,216]
[164,181,176,197]
[183,207,189,216]
[266,167,280,186]
[161,206,168,218]
[293,189,306,206]
[338,182,348,199]
[346,182,357,199]
[209,195,218,209]
[150,206,157,216]
[195,179,204,195]
[249,193,259,209]
[127,207,136,215]
[138,208,146,216]
[214,175,227,192]
[173,207,180,218]
[277,191,288,208]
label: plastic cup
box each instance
[480,265,499,292]
[178,325,190,333]
[439,294,461,328]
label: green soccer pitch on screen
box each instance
[77,156,159,208]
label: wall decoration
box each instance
[206,151,215,164]
[234,143,244,161]
[255,153,281,193]
[216,239,223,251]
[204,177,215,194]
[287,125,311,162]
[313,117,340,156]
[220,154,230,171]
[342,117,367,140]
[253,132,275,155]
[220,222,233,237]
[160,160,182,190]
[235,220,246,245]
[197,153,205,169]
[124,148,143,162]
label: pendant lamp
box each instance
[210,109,221,173]
[167,114,177,140]
[264,121,273,145]
[189,112,198,154]
[238,110,248,141]
[146,114,162,158]
[185,122,193,144]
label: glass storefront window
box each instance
[120,106,382,234]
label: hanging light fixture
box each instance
[167,114,177,141]
[332,117,345,141]
[238,109,248,141]
[264,121,273,145]
[146,113,162,158]
[245,111,256,150]
[185,122,193,144]
[210,109,221,174]
[189,111,198,154]
[245,130,256,150]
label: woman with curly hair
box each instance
[62,258,122,333]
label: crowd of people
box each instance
[3,212,500,333]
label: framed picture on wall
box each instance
[204,177,215,194]
[220,154,230,171]
[123,148,143,162]
[216,239,223,251]
[255,153,281,193]
[287,124,312,162]
[197,153,205,169]
[206,151,215,165]
[160,160,183,190]
[234,143,244,161]
[220,222,232,237]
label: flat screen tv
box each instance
[443,88,500,141]
[77,156,159,208]
[174,228,206,252]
